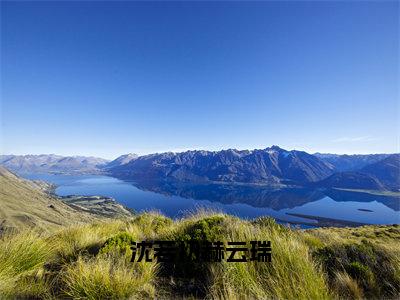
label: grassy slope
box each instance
[0,168,398,299]
[0,211,398,299]
[0,166,99,233]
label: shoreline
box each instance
[28,173,400,228]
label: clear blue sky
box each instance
[1,1,398,159]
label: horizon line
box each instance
[1,146,398,160]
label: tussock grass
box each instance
[0,211,398,299]
[209,217,330,299]
[0,231,54,297]
[305,224,400,298]
[62,254,157,299]
[332,271,364,299]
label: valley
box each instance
[2,146,399,192]
[1,146,398,229]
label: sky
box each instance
[1,1,399,159]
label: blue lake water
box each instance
[23,173,400,226]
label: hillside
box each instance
[0,167,101,233]
[0,166,398,299]
[361,154,400,191]
[316,171,386,191]
[0,167,134,233]
[0,211,398,299]
[317,154,400,191]
[315,153,390,172]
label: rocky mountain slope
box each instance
[109,146,335,185]
[316,154,400,191]
[103,153,138,169]
[315,153,390,171]
[316,171,386,191]
[361,154,400,190]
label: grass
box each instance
[62,254,157,299]
[0,211,399,299]
[0,167,101,233]
[0,231,55,298]
[208,216,329,299]
[304,224,400,299]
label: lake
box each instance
[23,173,399,227]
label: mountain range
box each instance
[314,153,390,171]
[317,154,400,191]
[109,146,334,185]
[1,147,399,191]
[0,154,108,174]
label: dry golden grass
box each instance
[0,167,99,233]
[62,254,157,299]
[0,211,398,299]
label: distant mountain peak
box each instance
[269,145,284,151]
[105,153,138,169]
[118,153,138,159]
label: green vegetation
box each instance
[306,225,400,299]
[0,210,399,299]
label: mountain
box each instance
[0,166,98,233]
[2,149,398,191]
[104,153,138,169]
[0,154,109,174]
[361,154,400,190]
[109,146,334,185]
[314,153,390,172]
[316,154,400,191]
[316,171,386,190]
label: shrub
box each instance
[313,240,400,298]
[179,215,226,242]
[99,232,136,258]
[347,261,375,287]
[132,212,173,237]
